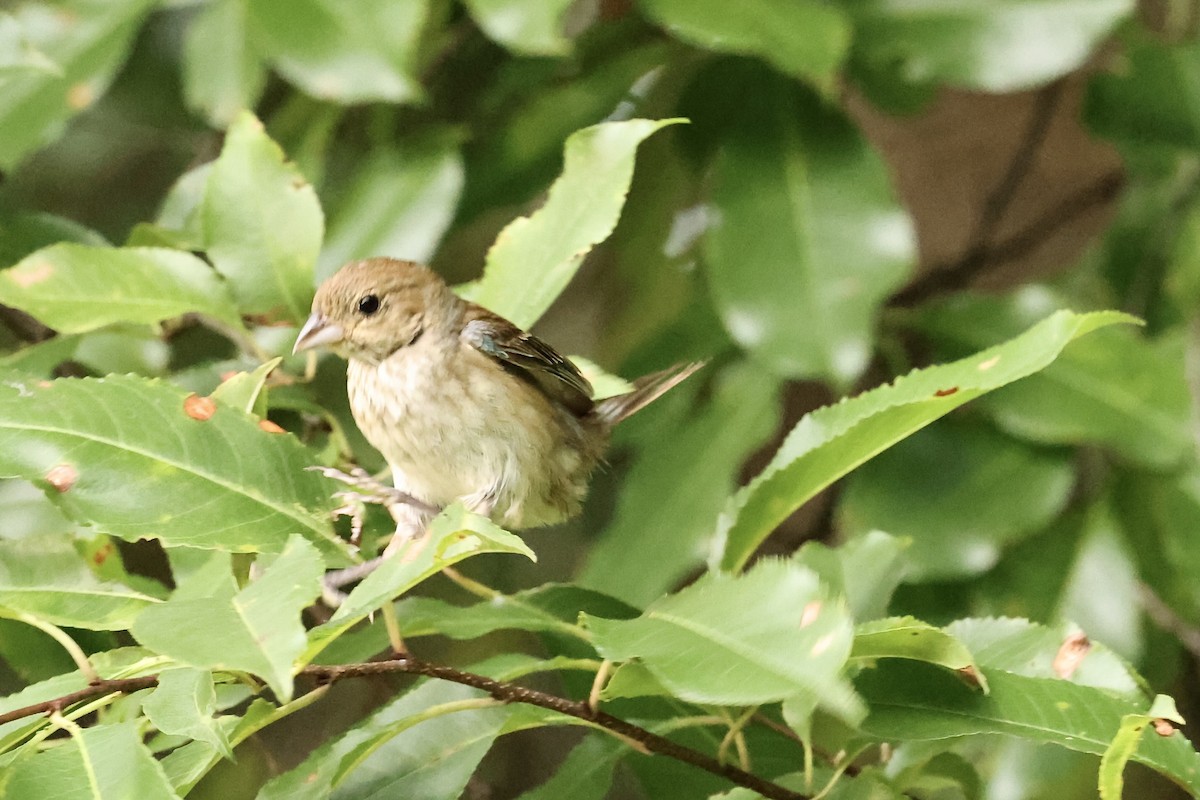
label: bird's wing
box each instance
[461,305,595,416]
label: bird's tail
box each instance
[592,361,706,429]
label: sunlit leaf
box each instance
[715,310,1137,573]
[470,118,683,328]
[133,536,323,702]
[586,559,857,706]
[203,112,322,323]
[0,244,245,334]
[0,373,352,562]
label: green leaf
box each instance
[849,0,1134,92]
[637,0,849,90]
[210,357,281,416]
[586,559,856,705]
[245,0,426,104]
[918,292,1192,469]
[0,0,156,169]
[515,734,624,800]
[469,118,683,329]
[0,244,245,334]
[182,0,266,127]
[258,681,513,800]
[0,211,107,268]
[852,616,986,691]
[840,419,1074,579]
[463,0,575,56]
[203,112,322,323]
[945,617,1141,697]
[132,535,322,702]
[1099,695,1186,800]
[1056,503,1143,661]
[0,534,159,631]
[0,647,161,747]
[0,373,352,562]
[715,309,1137,573]
[143,668,233,759]
[4,722,181,800]
[318,136,464,281]
[703,63,913,386]
[305,505,536,661]
[1086,26,1200,151]
[579,361,780,605]
[794,531,909,621]
[0,334,80,377]
[855,661,1200,794]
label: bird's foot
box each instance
[309,466,439,544]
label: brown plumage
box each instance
[294,257,702,534]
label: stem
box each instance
[3,611,99,683]
[1,658,809,800]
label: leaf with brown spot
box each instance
[44,463,77,492]
[1053,631,1092,679]
[183,394,217,421]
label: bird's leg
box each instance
[313,466,440,612]
[310,466,439,544]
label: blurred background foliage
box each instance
[2,0,1200,798]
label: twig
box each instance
[891,171,1125,307]
[0,657,807,800]
[969,79,1067,256]
[1138,583,1200,662]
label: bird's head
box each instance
[293,258,458,364]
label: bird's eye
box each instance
[357,294,380,315]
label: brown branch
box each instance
[890,170,1125,307]
[0,676,159,726]
[889,79,1125,308]
[0,658,807,800]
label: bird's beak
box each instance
[293,313,345,354]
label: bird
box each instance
[293,257,703,543]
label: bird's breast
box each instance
[345,345,598,527]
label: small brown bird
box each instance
[294,257,702,538]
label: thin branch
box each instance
[889,79,1122,308]
[890,170,1125,307]
[1138,582,1200,662]
[0,657,808,800]
[969,79,1067,255]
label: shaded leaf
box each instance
[4,722,181,800]
[638,0,850,89]
[0,0,156,169]
[245,0,426,104]
[703,63,913,386]
[715,309,1136,573]
[463,0,575,56]
[469,118,683,328]
[515,734,624,800]
[133,535,323,702]
[840,419,1074,579]
[0,534,159,630]
[203,112,322,323]
[182,0,266,127]
[318,136,464,281]
[0,373,352,561]
[850,0,1133,92]
[579,360,780,605]
[852,616,986,691]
